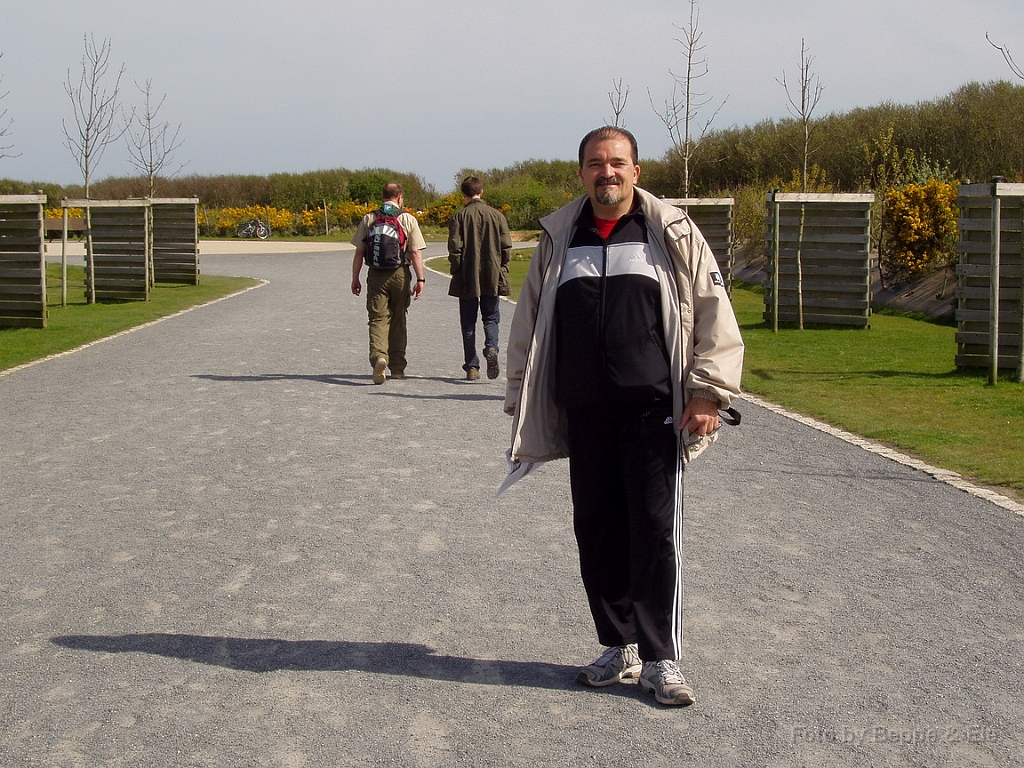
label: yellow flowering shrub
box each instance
[333,201,375,226]
[45,207,84,219]
[200,206,296,236]
[423,193,463,227]
[882,179,958,284]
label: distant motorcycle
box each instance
[237,218,270,239]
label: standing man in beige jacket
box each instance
[503,127,744,707]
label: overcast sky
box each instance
[2,0,1022,194]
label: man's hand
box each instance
[411,279,424,300]
[679,396,720,436]
[351,250,365,296]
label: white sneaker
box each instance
[576,644,641,687]
[638,660,696,706]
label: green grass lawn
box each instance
[426,248,535,286]
[732,286,1023,496]
[0,263,260,371]
[430,252,1023,500]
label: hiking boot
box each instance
[372,358,387,385]
[484,347,500,379]
[638,660,696,706]
[390,371,406,380]
[576,644,641,687]
[466,367,481,381]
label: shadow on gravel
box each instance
[52,634,580,690]
[191,373,506,401]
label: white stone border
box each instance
[741,392,1024,518]
[0,280,269,379]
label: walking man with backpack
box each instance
[351,182,427,384]
[447,176,513,381]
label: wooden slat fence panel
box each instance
[0,195,47,328]
[87,203,150,302]
[662,198,734,294]
[955,182,1024,374]
[151,198,199,285]
[763,193,874,328]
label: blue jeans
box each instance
[459,296,500,371]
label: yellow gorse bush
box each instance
[195,201,382,236]
[292,202,377,235]
[883,179,958,282]
[198,206,296,236]
[423,193,463,227]
[44,207,84,219]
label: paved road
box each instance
[3,244,1023,767]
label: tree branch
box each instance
[987,32,1024,80]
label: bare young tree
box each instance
[778,38,824,330]
[607,78,630,127]
[63,34,127,197]
[123,78,186,198]
[987,33,1024,80]
[779,38,824,193]
[648,0,727,196]
[0,53,17,160]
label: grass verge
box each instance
[426,248,535,287]
[0,263,260,372]
[732,285,1024,498]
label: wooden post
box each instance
[37,199,47,313]
[1018,198,1024,384]
[144,203,151,292]
[797,202,806,330]
[989,179,1001,385]
[772,190,780,333]
[61,207,68,307]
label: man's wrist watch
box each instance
[416,278,425,283]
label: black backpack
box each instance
[363,207,407,269]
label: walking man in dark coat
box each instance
[447,176,513,380]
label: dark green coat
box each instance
[447,198,512,298]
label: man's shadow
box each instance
[51,634,586,692]
[191,373,505,401]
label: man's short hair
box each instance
[578,126,639,167]
[460,176,483,198]
[382,182,403,201]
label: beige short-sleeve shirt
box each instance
[352,210,426,256]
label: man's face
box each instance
[578,137,640,215]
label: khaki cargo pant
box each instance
[365,265,411,374]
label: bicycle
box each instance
[236,218,270,239]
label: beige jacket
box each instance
[503,187,744,464]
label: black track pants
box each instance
[566,401,684,662]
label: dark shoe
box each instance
[466,367,481,381]
[638,660,696,706]
[484,347,500,379]
[372,358,387,385]
[576,644,641,687]
[390,372,406,379]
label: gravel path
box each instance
[2,244,1022,767]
